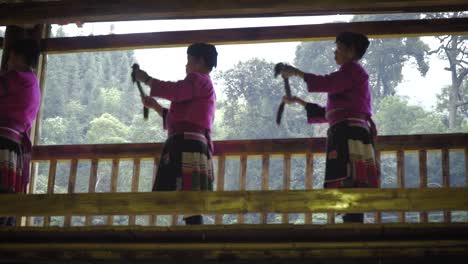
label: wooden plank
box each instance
[149,157,159,226]
[129,159,141,226]
[465,147,468,189]
[442,148,451,223]
[44,160,57,226]
[64,159,78,227]
[261,154,269,224]
[1,0,468,27]
[1,240,468,263]
[282,154,291,224]
[2,223,468,241]
[26,162,38,226]
[38,17,468,54]
[238,155,247,224]
[85,159,99,226]
[30,24,50,147]
[419,150,428,223]
[108,159,120,225]
[2,188,467,217]
[214,156,225,224]
[375,151,382,224]
[32,134,468,161]
[46,160,57,194]
[396,150,405,223]
[305,153,313,224]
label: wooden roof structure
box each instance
[0,0,468,25]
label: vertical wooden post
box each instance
[238,155,247,224]
[375,151,381,224]
[396,150,405,223]
[129,159,141,226]
[64,159,78,227]
[419,150,428,223]
[149,156,159,226]
[30,24,50,147]
[261,154,269,224]
[214,156,226,224]
[85,159,98,226]
[305,153,313,224]
[465,148,468,188]
[442,148,451,223]
[282,154,291,224]
[107,159,120,225]
[44,159,57,226]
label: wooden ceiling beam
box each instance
[41,17,468,54]
[0,0,467,25]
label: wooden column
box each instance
[441,149,451,223]
[419,150,428,223]
[305,153,313,224]
[238,155,247,224]
[396,150,405,223]
[214,156,225,224]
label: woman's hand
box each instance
[142,96,164,117]
[280,65,304,79]
[134,69,151,83]
[142,96,157,108]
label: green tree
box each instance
[424,12,468,129]
[86,113,130,143]
[374,96,446,135]
[216,58,314,140]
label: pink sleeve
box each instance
[305,103,327,123]
[149,73,196,102]
[303,66,352,95]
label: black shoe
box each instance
[184,215,203,225]
[342,213,364,223]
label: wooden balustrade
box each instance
[23,133,468,227]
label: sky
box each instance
[44,16,456,110]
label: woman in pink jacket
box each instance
[134,43,217,225]
[0,39,41,226]
[280,32,379,223]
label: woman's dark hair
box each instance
[187,43,218,71]
[10,38,41,68]
[336,32,370,60]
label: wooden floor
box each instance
[1,223,468,263]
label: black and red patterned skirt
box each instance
[0,136,24,226]
[324,120,379,188]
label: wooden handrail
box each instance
[31,134,468,160]
[26,133,468,227]
[1,188,467,216]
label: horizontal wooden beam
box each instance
[31,133,468,160]
[42,17,468,53]
[0,188,467,216]
[2,224,468,263]
[1,0,468,25]
[3,223,468,243]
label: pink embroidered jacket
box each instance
[149,72,216,135]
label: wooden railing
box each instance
[22,133,468,227]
